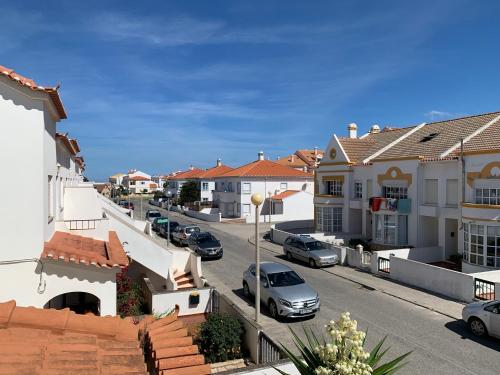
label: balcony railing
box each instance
[369,197,411,213]
[64,219,103,230]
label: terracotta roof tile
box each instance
[375,111,500,160]
[271,190,300,200]
[276,155,308,168]
[129,176,150,181]
[170,168,206,180]
[144,311,210,375]
[295,149,324,165]
[42,231,128,269]
[198,165,233,178]
[220,159,313,178]
[277,149,324,169]
[0,301,146,375]
[56,133,78,156]
[0,64,67,119]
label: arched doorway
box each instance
[44,292,100,315]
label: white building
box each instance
[165,166,205,198]
[315,113,500,272]
[123,169,158,193]
[109,172,126,186]
[198,159,234,202]
[213,152,314,223]
[0,64,128,316]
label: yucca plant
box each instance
[276,312,411,375]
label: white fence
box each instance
[185,208,222,222]
[390,257,475,302]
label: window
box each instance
[130,180,135,186]
[202,182,209,191]
[202,198,209,202]
[465,224,500,267]
[215,182,219,191]
[326,180,343,197]
[374,214,408,245]
[243,204,251,215]
[237,182,241,194]
[446,179,458,206]
[242,183,251,194]
[48,175,53,220]
[475,188,500,205]
[228,182,233,192]
[419,133,440,143]
[315,206,342,233]
[354,181,362,199]
[424,179,438,205]
[280,182,288,190]
[383,186,408,199]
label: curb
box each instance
[248,236,463,321]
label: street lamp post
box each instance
[251,193,264,324]
[166,199,171,248]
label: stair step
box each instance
[157,354,205,370]
[177,283,196,289]
[149,321,184,337]
[160,364,212,375]
[154,345,199,359]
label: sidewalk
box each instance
[250,236,465,321]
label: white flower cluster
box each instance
[313,312,372,375]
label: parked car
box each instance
[171,225,201,246]
[145,210,162,222]
[158,220,180,239]
[151,217,169,232]
[462,300,500,338]
[188,232,223,259]
[283,235,339,268]
[242,262,320,320]
[118,200,134,210]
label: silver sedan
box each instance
[462,300,500,338]
[242,262,320,320]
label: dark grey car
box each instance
[188,231,223,259]
[242,262,320,320]
[284,235,339,268]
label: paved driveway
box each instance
[131,199,500,375]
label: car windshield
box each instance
[267,271,304,287]
[197,233,217,242]
[156,218,168,224]
[148,212,161,218]
[186,227,200,234]
[304,241,324,251]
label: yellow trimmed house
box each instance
[315,112,500,272]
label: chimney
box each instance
[348,123,358,138]
[216,158,222,167]
[314,147,318,156]
[291,154,295,162]
[370,124,381,134]
[258,151,264,161]
[189,165,194,170]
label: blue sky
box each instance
[2,0,500,180]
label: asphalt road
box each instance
[132,198,500,375]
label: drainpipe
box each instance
[459,139,465,256]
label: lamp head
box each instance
[251,193,264,206]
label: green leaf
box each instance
[372,351,412,375]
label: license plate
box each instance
[299,308,313,314]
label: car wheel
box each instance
[286,252,293,261]
[269,300,279,320]
[243,282,251,298]
[309,258,317,268]
[469,318,487,337]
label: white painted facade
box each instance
[123,170,158,193]
[213,177,314,223]
[315,122,500,272]
[0,71,121,315]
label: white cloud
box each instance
[424,110,465,121]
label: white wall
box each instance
[390,257,474,302]
[150,287,212,316]
[185,208,221,222]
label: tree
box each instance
[179,180,200,205]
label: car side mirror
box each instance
[493,308,499,314]
[262,280,269,288]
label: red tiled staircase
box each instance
[142,311,211,375]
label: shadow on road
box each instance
[445,320,500,351]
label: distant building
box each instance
[122,169,157,194]
[109,172,126,186]
[213,151,314,223]
[276,148,324,172]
